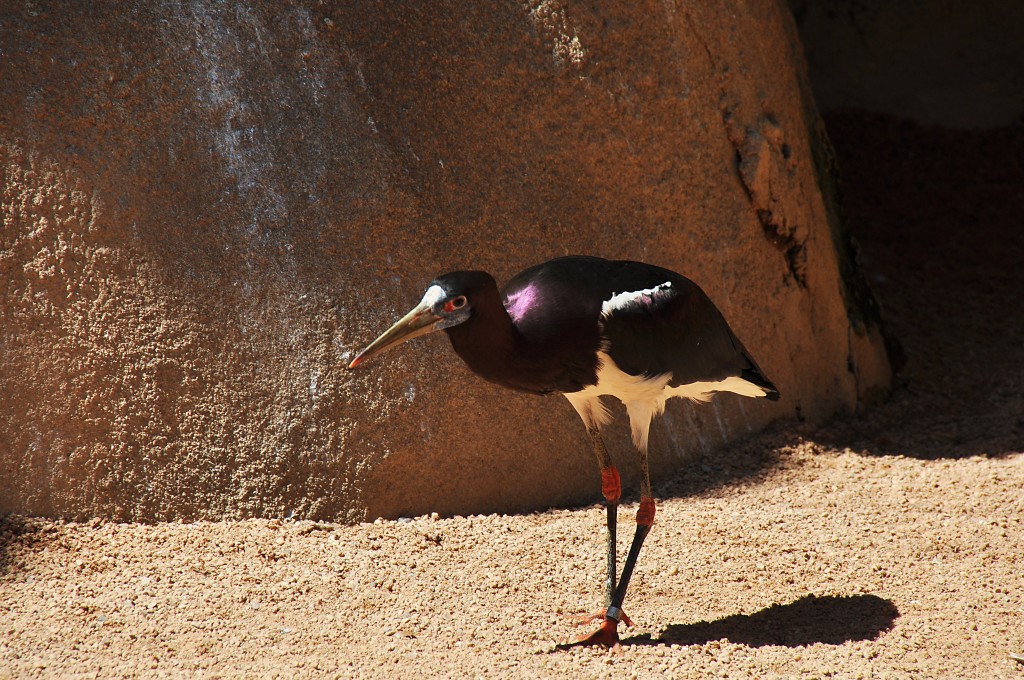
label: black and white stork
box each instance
[348,255,779,646]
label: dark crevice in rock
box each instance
[805,111,904,374]
[688,3,812,291]
[723,103,809,289]
[756,207,809,288]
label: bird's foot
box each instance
[569,608,633,628]
[575,617,621,647]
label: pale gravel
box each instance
[1,435,1022,678]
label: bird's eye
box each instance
[443,296,467,314]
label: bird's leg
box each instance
[578,417,655,647]
[570,425,626,629]
[610,490,655,622]
[589,426,619,608]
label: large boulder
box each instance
[0,0,890,522]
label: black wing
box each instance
[500,256,778,398]
[599,264,779,398]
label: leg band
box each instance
[605,605,624,623]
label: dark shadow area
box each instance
[653,425,802,501]
[0,513,44,576]
[575,420,803,511]
[631,593,899,648]
[814,112,1024,459]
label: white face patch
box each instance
[420,284,447,309]
[601,281,673,318]
[421,283,472,330]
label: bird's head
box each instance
[347,271,494,369]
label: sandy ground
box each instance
[1,440,1022,679]
[2,114,1023,678]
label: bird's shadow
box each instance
[559,593,898,650]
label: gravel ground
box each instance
[2,114,1023,678]
[0,440,1022,678]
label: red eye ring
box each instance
[444,296,467,313]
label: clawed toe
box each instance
[575,618,620,647]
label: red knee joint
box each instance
[601,466,621,505]
[636,497,656,527]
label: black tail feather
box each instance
[742,367,781,401]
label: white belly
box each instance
[563,351,769,449]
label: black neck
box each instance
[443,281,523,389]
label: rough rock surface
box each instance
[0,1,889,521]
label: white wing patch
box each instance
[601,281,673,318]
[569,284,771,452]
[665,375,770,402]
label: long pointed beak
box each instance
[347,301,442,369]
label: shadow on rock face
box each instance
[628,593,899,648]
[813,113,1024,461]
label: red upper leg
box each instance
[636,496,656,527]
[601,466,621,505]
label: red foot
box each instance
[570,608,634,628]
[576,618,620,647]
[601,466,621,505]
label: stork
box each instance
[348,255,779,646]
